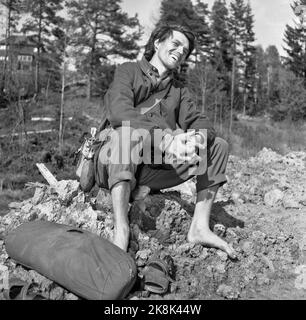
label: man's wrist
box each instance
[195,132,205,144]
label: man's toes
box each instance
[226,245,238,260]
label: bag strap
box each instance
[139,83,172,115]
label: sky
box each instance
[121,0,298,57]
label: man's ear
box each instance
[154,39,160,51]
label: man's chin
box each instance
[166,62,180,70]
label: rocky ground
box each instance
[0,148,306,300]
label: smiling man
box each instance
[92,24,237,259]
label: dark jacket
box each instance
[99,56,216,145]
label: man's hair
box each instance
[144,24,196,61]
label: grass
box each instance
[1,95,306,200]
[0,188,34,216]
[217,118,306,158]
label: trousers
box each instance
[94,127,229,193]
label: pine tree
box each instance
[210,0,232,73]
[241,1,256,115]
[157,0,211,60]
[283,0,306,83]
[66,0,142,99]
[0,0,22,94]
[265,45,281,104]
[227,0,256,123]
[228,0,247,130]
[20,0,64,94]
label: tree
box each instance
[20,0,64,94]
[227,0,256,129]
[157,0,211,60]
[0,0,22,94]
[210,0,232,74]
[241,1,256,115]
[228,0,247,131]
[271,69,306,121]
[283,0,306,83]
[265,45,281,104]
[66,0,142,99]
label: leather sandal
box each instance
[141,258,173,295]
[3,278,47,300]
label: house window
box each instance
[0,45,6,50]
[0,56,8,61]
[18,55,32,62]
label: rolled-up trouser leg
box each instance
[135,137,229,192]
[95,127,143,191]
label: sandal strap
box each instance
[143,266,169,294]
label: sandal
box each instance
[141,258,174,295]
[3,278,47,300]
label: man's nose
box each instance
[176,46,184,55]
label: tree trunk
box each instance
[1,2,12,93]
[35,2,43,95]
[214,94,218,127]
[201,61,207,114]
[59,38,67,153]
[230,54,236,133]
[86,72,91,101]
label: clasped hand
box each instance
[164,131,206,163]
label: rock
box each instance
[0,264,9,291]
[65,293,79,300]
[294,265,306,290]
[256,148,282,164]
[8,202,22,209]
[264,189,284,207]
[217,250,228,262]
[32,187,46,205]
[241,241,253,255]
[49,286,65,300]
[282,194,301,209]
[216,284,240,300]
[231,192,244,204]
[54,180,79,204]
[214,224,226,237]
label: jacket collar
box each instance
[138,56,173,89]
[138,56,173,79]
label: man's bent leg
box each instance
[96,127,142,252]
[188,138,237,258]
[111,181,131,251]
[187,184,237,259]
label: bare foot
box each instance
[187,228,237,259]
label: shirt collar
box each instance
[138,56,173,81]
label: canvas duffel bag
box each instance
[5,220,137,300]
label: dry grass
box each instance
[217,119,306,158]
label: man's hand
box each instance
[162,131,205,164]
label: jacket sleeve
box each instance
[178,87,216,145]
[104,62,159,135]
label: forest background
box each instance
[0,0,306,215]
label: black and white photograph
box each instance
[0,0,305,305]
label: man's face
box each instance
[154,30,190,70]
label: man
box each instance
[94,24,237,259]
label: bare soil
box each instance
[0,148,306,300]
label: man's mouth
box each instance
[170,54,180,62]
